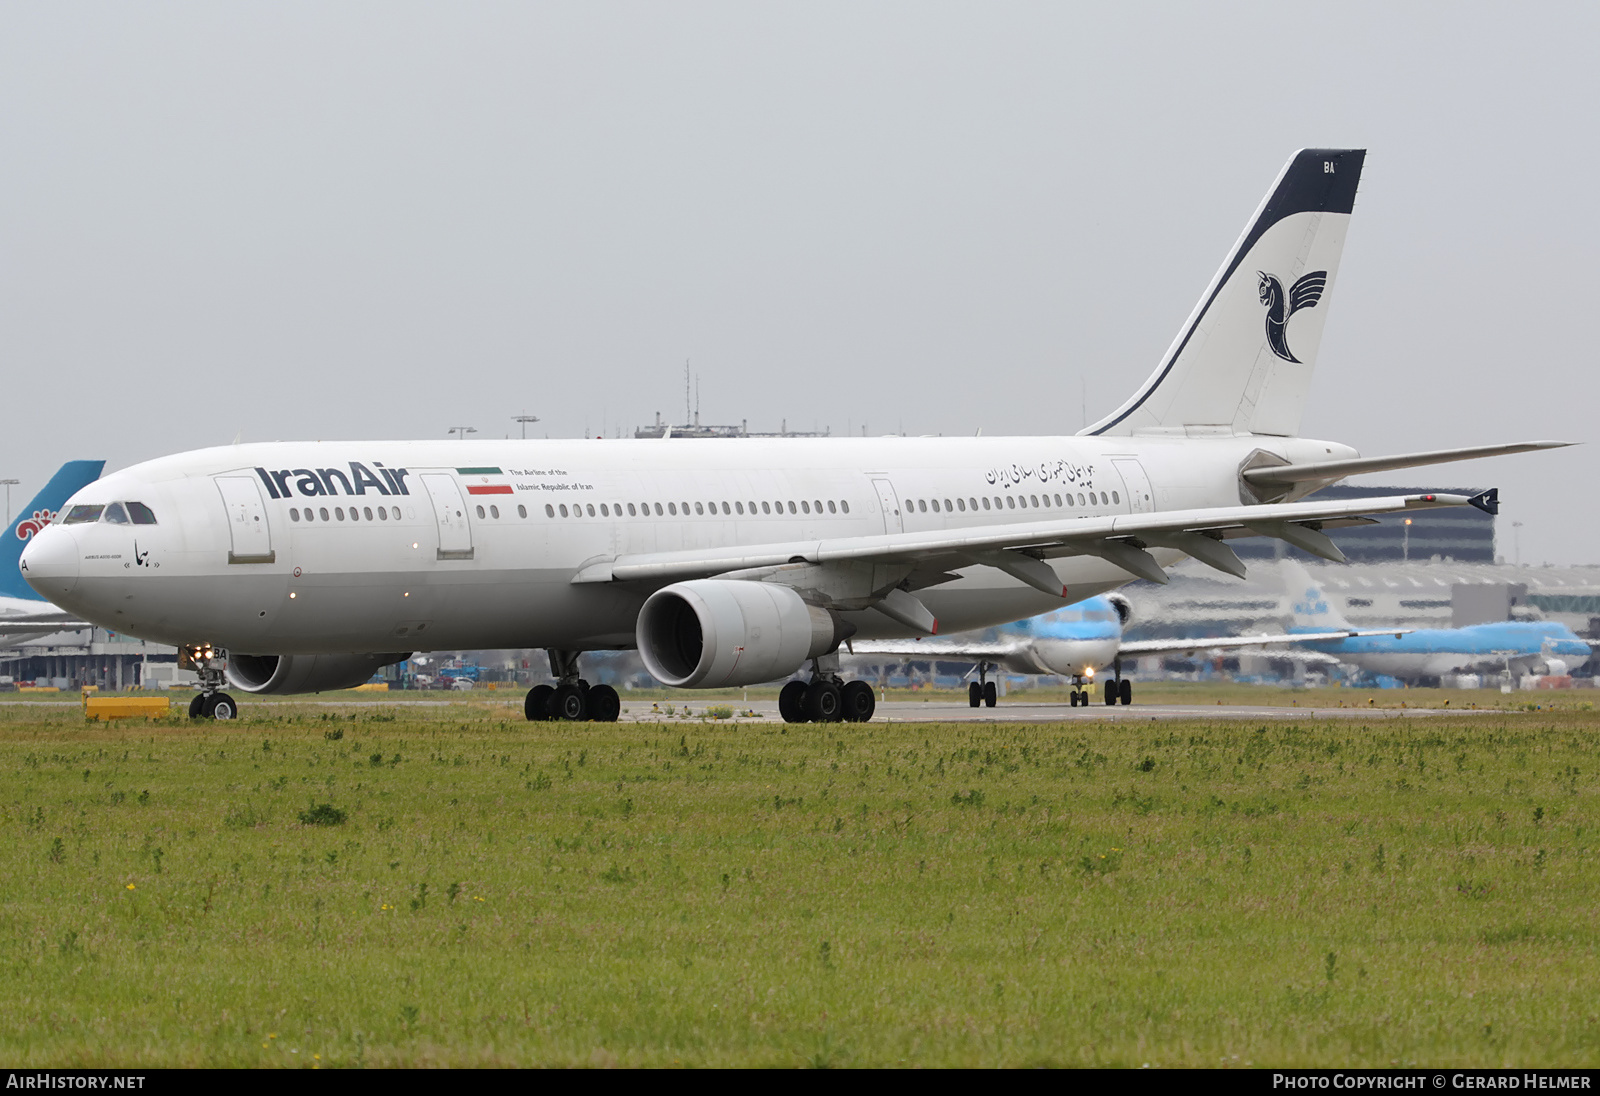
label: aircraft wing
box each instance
[1118,629,1409,656]
[848,638,1020,660]
[0,619,90,635]
[573,492,1482,593]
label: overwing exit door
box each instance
[1111,459,1155,514]
[872,478,904,534]
[420,473,475,560]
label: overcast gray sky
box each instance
[3,3,1593,563]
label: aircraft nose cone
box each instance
[20,528,79,598]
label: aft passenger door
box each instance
[872,478,904,534]
[420,473,475,560]
[215,476,275,563]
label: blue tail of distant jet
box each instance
[0,461,104,600]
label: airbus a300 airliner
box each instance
[19,149,1564,722]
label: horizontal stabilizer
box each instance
[1240,441,1570,487]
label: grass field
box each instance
[2,700,1596,1066]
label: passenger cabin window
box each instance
[290,508,301,522]
[517,505,527,518]
[840,501,849,514]
[63,504,103,524]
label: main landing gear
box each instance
[181,643,238,721]
[779,653,876,723]
[524,649,621,722]
[966,661,998,708]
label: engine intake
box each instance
[226,652,411,695]
[637,579,846,688]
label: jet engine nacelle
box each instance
[637,579,848,688]
[1106,592,1133,627]
[226,652,411,695]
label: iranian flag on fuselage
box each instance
[458,467,513,496]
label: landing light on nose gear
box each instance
[180,643,238,721]
[1063,662,1133,707]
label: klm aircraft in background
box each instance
[852,593,1396,707]
[0,461,102,642]
[1284,561,1593,684]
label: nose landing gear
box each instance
[524,649,620,722]
[181,644,238,721]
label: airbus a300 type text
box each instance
[19,149,1564,722]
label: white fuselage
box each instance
[21,434,1351,658]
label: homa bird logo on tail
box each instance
[1257,270,1327,362]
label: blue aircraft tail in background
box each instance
[0,461,104,600]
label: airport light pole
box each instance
[1402,518,1411,563]
[448,426,478,440]
[0,479,16,527]
[513,414,540,439]
[1512,521,1524,567]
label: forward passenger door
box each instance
[215,476,275,563]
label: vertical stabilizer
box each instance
[0,461,104,600]
[1281,559,1351,632]
[1086,149,1365,438]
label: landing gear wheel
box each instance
[779,680,808,723]
[841,681,876,723]
[1070,691,1080,708]
[189,693,206,719]
[1104,681,1117,706]
[968,681,982,708]
[588,684,621,723]
[983,681,997,708]
[524,684,554,721]
[1119,679,1132,706]
[803,680,843,723]
[551,682,588,721]
[203,693,237,720]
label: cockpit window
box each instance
[63,504,104,525]
[127,502,158,525]
[103,502,131,525]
